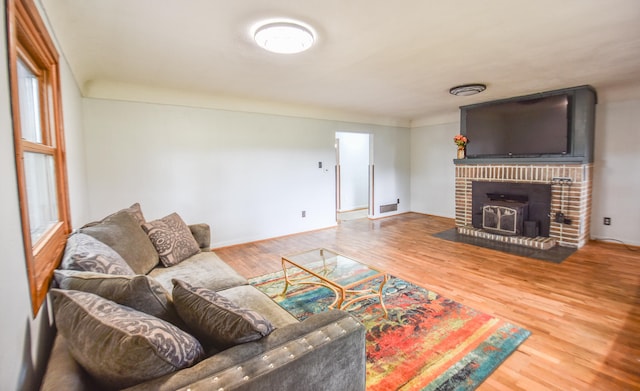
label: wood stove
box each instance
[471,181,551,238]
[482,201,528,236]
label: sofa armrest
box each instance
[40,335,102,391]
[188,223,211,251]
[123,310,366,391]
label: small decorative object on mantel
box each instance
[454,134,468,159]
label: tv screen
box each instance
[464,94,571,158]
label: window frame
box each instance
[7,0,71,315]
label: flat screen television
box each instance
[463,93,572,158]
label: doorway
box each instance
[335,132,372,221]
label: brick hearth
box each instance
[455,163,593,248]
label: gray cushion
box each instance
[172,279,275,350]
[121,202,146,225]
[83,203,146,227]
[50,289,204,390]
[148,251,248,292]
[53,270,182,326]
[188,223,211,250]
[218,285,298,328]
[80,209,159,274]
[39,335,99,391]
[142,213,200,267]
[61,233,134,275]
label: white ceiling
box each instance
[41,0,640,126]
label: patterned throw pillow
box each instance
[50,289,204,390]
[142,213,201,267]
[172,279,275,350]
[61,233,134,275]
[53,270,183,327]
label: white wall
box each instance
[82,98,410,247]
[370,126,412,214]
[591,99,640,246]
[62,60,91,228]
[0,6,88,390]
[0,10,39,388]
[410,122,459,218]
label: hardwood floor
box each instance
[214,213,640,390]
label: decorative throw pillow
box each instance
[172,279,275,350]
[50,289,204,390]
[53,270,182,327]
[80,209,159,274]
[142,213,200,267]
[61,233,134,275]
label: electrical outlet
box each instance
[302,211,306,218]
[603,217,611,225]
[397,198,400,204]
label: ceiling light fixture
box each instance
[449,84,487,96]
[254,22,315,54]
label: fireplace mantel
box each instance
[454,156,587,165]
[454,161,593,248]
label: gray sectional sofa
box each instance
[40,204,366,390]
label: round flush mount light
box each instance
[449,84,487,96]
[254,21,315,54]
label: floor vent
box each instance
[380,203,398,213]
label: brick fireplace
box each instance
[455,163,593,248]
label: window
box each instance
[7,0,71,315]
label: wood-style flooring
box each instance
[214,212,640,390]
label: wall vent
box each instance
[380,203,398,213]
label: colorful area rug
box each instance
[250,269,530,390]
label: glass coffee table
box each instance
[281,248,388,318]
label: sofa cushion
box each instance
[123,202,146,225]
[50,289,204,390]
[172,279,275,350]
[148,251,248,293]
[61,233,134,275]
[142,213,201,267]
[83,203,146,227]
[188,223,211,250]
[118,310,362,391]
[39,335,100,391]
[217,285,298,329]
[80,209,159,274]
[53,270,182,326]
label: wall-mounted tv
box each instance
[463,93,571,158]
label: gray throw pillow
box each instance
[122,202,146,225]
[142,213,200,267]
[50,289,204,390]
[172,279,275,350]
[83,203,146,227]
[53,270,182,327]
[61,233,134,275]
[80,209,159,274]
